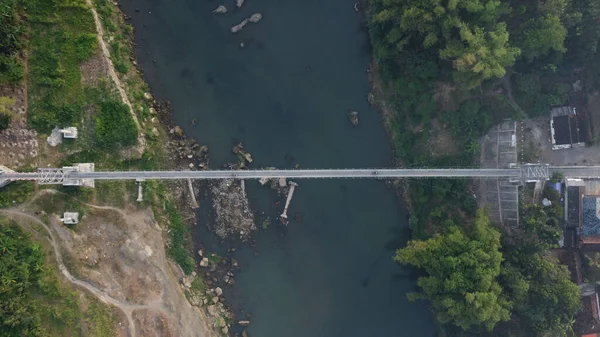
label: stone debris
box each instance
[210,179,256,240]
[348,111,359,126]
[213,5,227,14]
[46,127,63,147]
[231,13,262,33]
[249,13,262,23]
[172,125,184,138]
[231,19,248,33]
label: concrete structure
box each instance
[60,127,78,139]
[60,212,79,225]
[1,165,559,184]
[480,120,519,227]
[0,165,15,188]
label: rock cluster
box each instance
[212,5,227,14]
[210,179,256,240]
[348,111,359,126]
[231,13,262,33]
[165,130,209,169]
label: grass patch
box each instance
[0,181,34,208]
[164,197,195,274]
[26,0,98,133]
[82,299,118,337]
[95,100,137,148]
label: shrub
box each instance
[0,113,11,130]
[94,100,137,148]
[0,55,24,84]
[73,33,98,61]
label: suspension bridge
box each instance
[1,163,598,186]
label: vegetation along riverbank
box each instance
[366,0,600,335]
[0,0,223,335]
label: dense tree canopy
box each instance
[395,209,511,331]
[372,0,518,86]
[0,222,46,336]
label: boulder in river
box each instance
[213,5,227,14]
[231,19,248,33]
[143,92,153,101]
[172,125,184,137]
[348,111,359,126]
[249,13,262,23]
[215,287,223,296]
[236,0,244,8]
[200,257,209,267]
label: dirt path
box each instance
[86,0,146,153]
[0,209,151,337]
[10,189,218,337]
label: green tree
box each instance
[519,15,567,61]
[441,22,520,86]
[371,0,518,87]
[501,253,581,336]
[395,209,512,331]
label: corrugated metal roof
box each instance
[583,196,600,237]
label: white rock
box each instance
[189,163,195,169]
[278,177,286,187]
[213,5,227,13]
[231,19,248,33]
[152,127,159,137]
[143,92,153,101]
[212,296,219,304]
[200,257,209,267]
[215,287,223,296]
[198,249,204,257]
[249,13,262,23]
[238,320,250,326]
[236,0,244,7]
[221,326,229,334]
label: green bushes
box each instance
[0,55,24,84]
[0,113,10,130]
[0,182,34,208]
[74,34,98,61]
[164,199,195,274]
[26,0,97,133]
[94,100,137,148]
[0,0,25,84]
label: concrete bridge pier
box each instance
[281,181,298,223]
[136,179,144,202]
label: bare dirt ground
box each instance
[519,116,600,166]
[3,190,218,337]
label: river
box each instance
[118,0,434,335]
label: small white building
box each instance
[60,212,79,225]
[60,127,78,139]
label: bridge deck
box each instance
[1,168,523,181]
[1,166,596,183]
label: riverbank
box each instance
[0,0,225,334]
